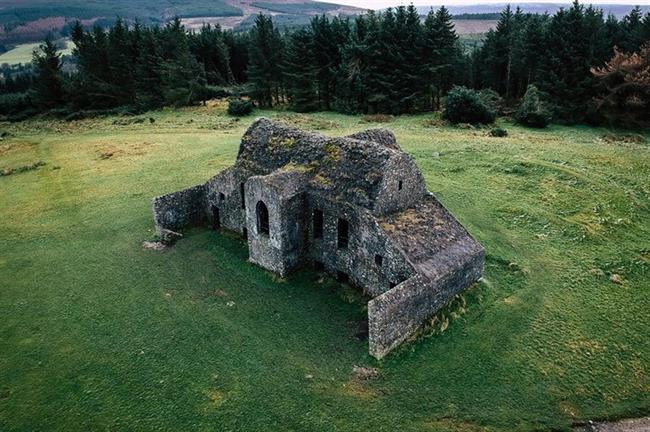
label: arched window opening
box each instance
[256,201,269,236]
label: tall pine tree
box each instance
[247,14,284,107]
[422,6,460,110]
[31,37,65,109]
[283,28,318,112]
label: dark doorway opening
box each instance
[212,206,220,230]
[313,209,323,239]
[337,218,349,249]
[242,227,248,240]
[337,271,349,283]
[256,201,269,236]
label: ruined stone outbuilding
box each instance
[152,118,484,359]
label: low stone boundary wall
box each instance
[152,184,206,233]
[368,250,484,359]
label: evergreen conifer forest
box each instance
[1,2,649,127]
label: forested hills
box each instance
[0,0,362,43]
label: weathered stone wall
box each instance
[151,119,485,359]
[152,184,206,233]
[246,171,308,276]
[306,192,415,297]
[346,128,400,151]
[367,245,485,359]
[373,153,426,216]
[204,166,251,236]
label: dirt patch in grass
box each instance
[340,379,385,399]
[351,365,379,380]
[208,389,223,403]
[361,114,393,123]
[422,118,449,128]
[600,133,646,145]
[142,241,166,251]
[0,160,46,176]
[113,117,147,126]
[96,141,157,160]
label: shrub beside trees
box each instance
[515,85,551,128]
[227,97,253,116]
[443,86,496,124]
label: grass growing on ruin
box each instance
[1,104,649,431]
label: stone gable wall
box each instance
[373,153,427,216]
[368,247,485,359]
[204,167,250,236]
[246,172,308,276]
[306,193,415,298]
[152,184,206,233]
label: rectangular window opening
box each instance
[337,218,349,249]
[375,254,383,267]
[313,209,323,239]
[398,180,403,190]
[212,206,221,230]
[240,183,245,209]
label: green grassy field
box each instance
[0,105,648,431]
[0,40,73,66]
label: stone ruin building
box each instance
[152,118,484,359]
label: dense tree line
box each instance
[3,1,650,126]
[473,3,650,122]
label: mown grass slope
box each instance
[0,39,73,65]
[0,105,648,431]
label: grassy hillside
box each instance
[0,0,361,42]
[0,105,648,431]
[0,0,244,25]
[0,39,72,65]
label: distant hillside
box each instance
[418,3,649,19]
[182,1,362,32]
[0,0,362,43]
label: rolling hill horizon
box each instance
[0,0,646,45]
[0,0,363,44]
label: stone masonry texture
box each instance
[151,118,484,358]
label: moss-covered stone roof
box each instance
[236,118,408,209]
